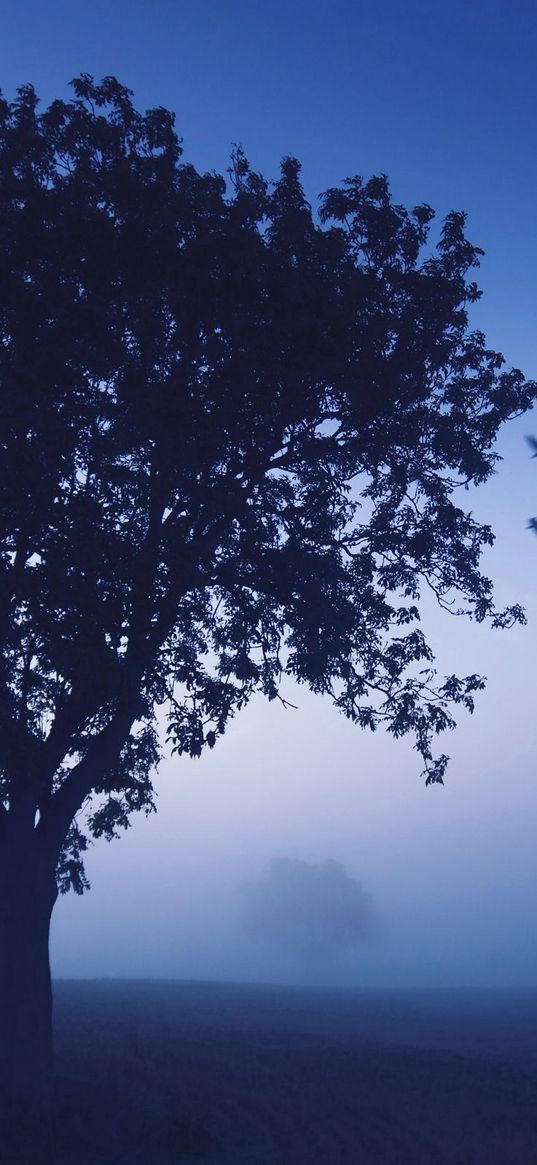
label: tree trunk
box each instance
[0,843,57,1164]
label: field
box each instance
[52,980,537,1164]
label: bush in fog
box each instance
[240,858,373,961]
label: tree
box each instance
[241,858,373,962]
[0,72,535,1156]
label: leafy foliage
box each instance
[0,75,535,890]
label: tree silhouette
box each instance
[241,858,373,962]
[0,73,536,1155]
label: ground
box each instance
[52,980,537,1164]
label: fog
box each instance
[52,424,537,987]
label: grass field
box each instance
[52,980,537,1164]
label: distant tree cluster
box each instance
[240,858,374,962]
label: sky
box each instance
[3,0,537,987]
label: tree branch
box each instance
[35,703,138,867]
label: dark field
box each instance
[52,980,537,1164]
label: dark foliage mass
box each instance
[240,858,373,961]
[0,74,535,895]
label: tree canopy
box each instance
[240,858,373,962]
[1,74,535,892]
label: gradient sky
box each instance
[3,0,537,986]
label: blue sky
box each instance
[3,0,537,985]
